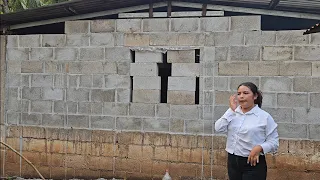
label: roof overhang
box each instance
[304,23,320,35]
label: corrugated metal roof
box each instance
[1,0,319,29]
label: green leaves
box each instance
[1,0,69,13]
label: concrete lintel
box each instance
[118,11,224,18]
[9,2,167,30]
[172,1,320,20]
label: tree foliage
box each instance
[1,0,69,14]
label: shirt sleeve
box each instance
[214,108,236,133]
[260,115,279,154]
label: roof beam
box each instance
[268,0,281,9]
[8,2,167,30]
[172,1,320,20]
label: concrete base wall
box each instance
[2,126,320,180]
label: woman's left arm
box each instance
[260,115,279,154]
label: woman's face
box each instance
[237,85,257,112]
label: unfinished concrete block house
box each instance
[0,0,319,179]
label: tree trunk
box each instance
[2,0,10,13]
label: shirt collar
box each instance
[235,105,260,116]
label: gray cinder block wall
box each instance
[5,16,320,139]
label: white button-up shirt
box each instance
[215,105,279,157]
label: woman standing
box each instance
[215,82,279,180]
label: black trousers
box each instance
[228,153,267,180]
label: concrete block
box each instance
[114,33,125,46]
[129,103,155,117]
[200,17,229,32]
[31,100,52,113]
[54,101,65,113]
[276,30,309,45]
[277,123,307,138]
[172,63,200,77]
[124,34,149,46]
[262,46,293,61]
[65,21,89,34]
[130,63,158,76]
[263,108,292,123]
[202,47,215,62]
[80,47,104,60]
[55,48,79,61]
[30,47,53,60]
[68,62,104,74]
[68,75,78,87]
[203,77,213,91]
[185,120,203,134]
[167,91,195,105]
[279,62,312,76]
[133,90,160,103]
[177,33,205,46]
[44,61,66,73]
[211,32,244,46]
[310,93,320,108]
[312,62,320,76]
[90,20,115,33]
[261,93,277,107]
[116,117,142,130]
[90,33,115,47]
[215,91,233,105]
[67,101,77,114]
[230,77,259,91]
[31,74,53,87]
[54,74,66,88]
[150,33,178,46]
[42,114,65,127]
[133,76,160,90]
[311,33,320,45]
[214,47,228,61]
[79,75,92,88]
[103,62,117,74]
[93,75,103,88]
[22,87,41,100]
[293,77,320,92]
[105,75,130,89]
[171,18,199,32]
[116,19,141,33]
[143,18,169,32]
[168,77,196,91]
[67,88,90,102]
[105,47,131,62]
[78,102,91,114]
[103,102,128,116]
[143,118,169,132]
[203,91,214,105]
[214,77,228,91]
[91,116,115,129]
[66,34,90,46]
[22,75,30,87]
[67,115,89,128]
[171,105,199,120]
[19,35,41,47]
[213,105,229,121]
[261,77,292,92]
[135,51,162,63]
[293,108,320,124]
[218,62,248,76]
[167,50,195,63]
[230,46,260,61]
[117,62,130,75]
[249,62,279,76]
[21,61,43,73]
[7,98,21,112]
[43,88,63,100]
[170,119,184,133]
[245,31,276,45]
[200,105,213,120]
[7,112,20,125]
[91,89,115,102]
[7,61,21,73]
[42,34,66,47]
[7,35,18,47]
[309,125,320,140]
[156,104,170,117]
[7,74,20,87]
[91,102,103,114]
[117,88,130,103]
[21,113,41,125]
[201,62,217,76]
[7,48,29,61]
[294,46,320,61]
[277,93,308,108]
[231,16,261,31]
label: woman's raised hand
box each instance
[229,94,237,112]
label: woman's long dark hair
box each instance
[237,82,263,108]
